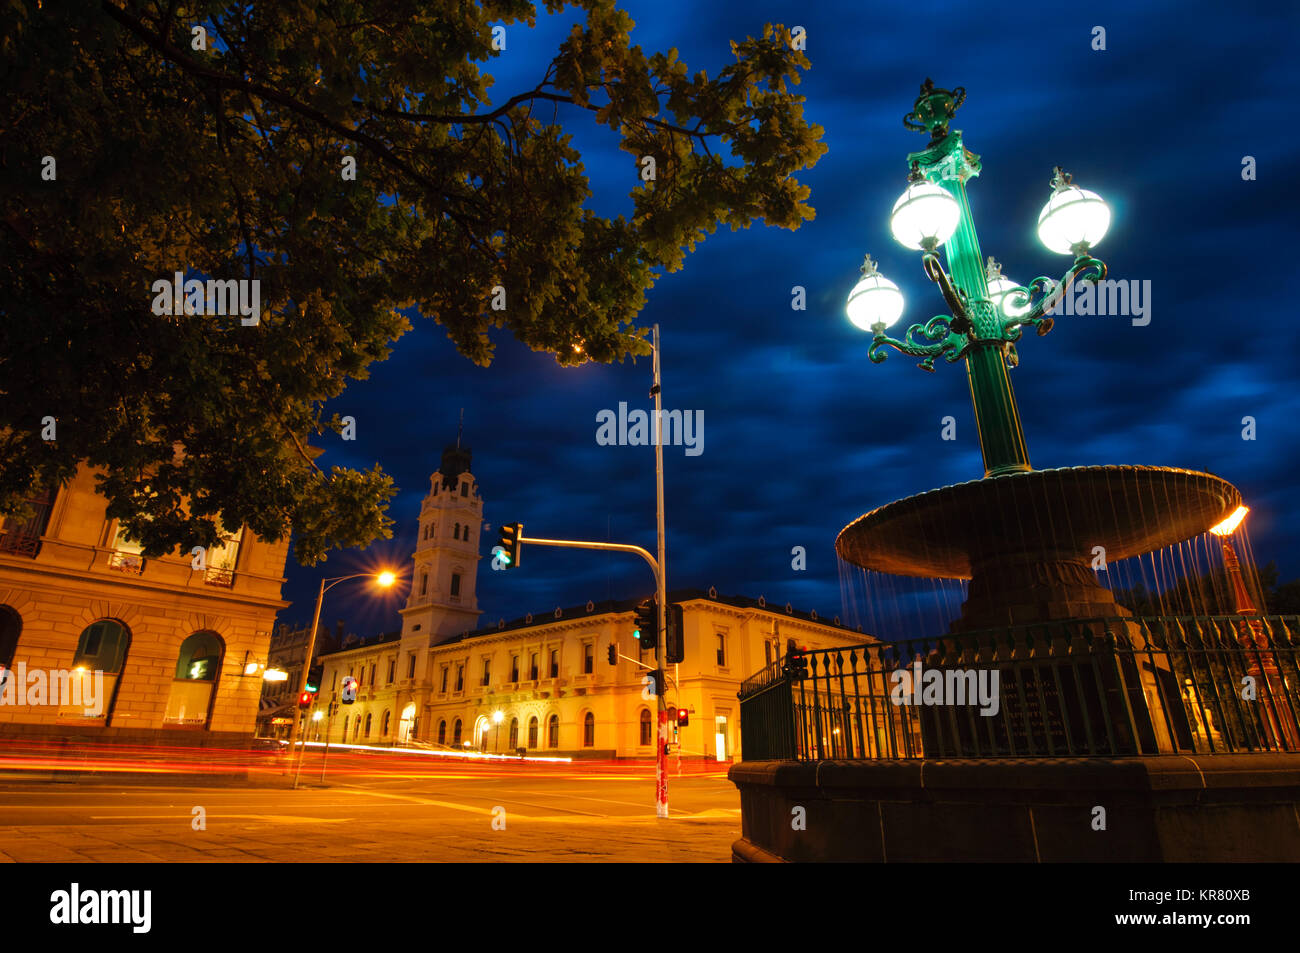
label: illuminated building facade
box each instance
[0,465,290,743]
[318,445,874,759]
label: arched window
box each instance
[364,712,372,738]
[165,630,224,728]
[72,619,129,673]
[639,709,653,745]
[583,712,595,747]
[381,710,391,736]
[454,523,460,540]
[353,718,362,742]
[173,631,222,681]
[64,620,131,723]
[547,713,560,748]
[0,605,21,669]
[398,704,416,744]
[438,719,447,745]
[528,716,539,748]
[508,717,519,749]
[452,718,463,746]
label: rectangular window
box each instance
[420,573,428,596]
[440,667,448,693]
[455,666,463,692]
[408,654,416,679]
[0,486,56,558]
[450,573,461,597]
[549,649,559,679]
[583,644,593,674]
[107,520,146,573]
[716,633,726,667]
[387,659,396,683]
[482,658,491,686]
[511,656,519,682]
[529,654,538,681]
[461,482,468,497]
[369,664,376,686]
[764,641,772,666]
[204,523,244,587]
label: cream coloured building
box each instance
[0,465,290,743]
[318,445,874,760]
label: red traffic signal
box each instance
[676,708,689,727]
[298,691,316,709]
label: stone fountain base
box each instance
[729,754,1300,862]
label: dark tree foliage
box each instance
[0,1,825,563]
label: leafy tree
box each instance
[0,1,825,563]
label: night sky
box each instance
[281,0,1300,639]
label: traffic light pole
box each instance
[509,324,672,818]
[320,694,335,783]
[652,324,669,819]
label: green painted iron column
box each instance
[910,129,1032,478]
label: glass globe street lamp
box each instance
[847,79,1110,478]
[846,255,905,332]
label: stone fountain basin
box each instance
[835,465,1241,579]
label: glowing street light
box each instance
[1205,504,1300,749]
[847,79,1110,476]
[1209,505,1250,537]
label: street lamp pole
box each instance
[287,576,328,786]
[287,570,396,789]
[1210,506,1300,750]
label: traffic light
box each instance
[644,668,663,698]
[633,599,659,655]
[298,690,315,709]
[497,522,523,569]
[665,603,684,664]
[607,643,617,666]
[677,707,689,728]
[785,638,808,681]
[305,665,321,694]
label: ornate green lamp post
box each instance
[847,79,1112,478]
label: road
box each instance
[0,753,740,862]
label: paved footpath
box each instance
[0,772,741,863]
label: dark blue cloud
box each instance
[285,0,1300,634]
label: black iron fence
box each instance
[738,615,1300,760]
